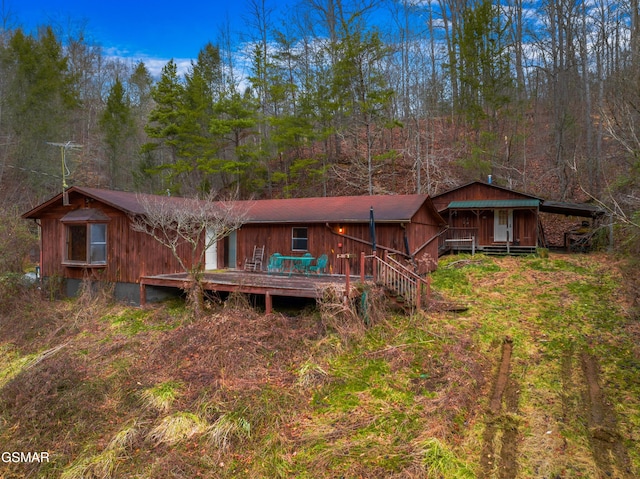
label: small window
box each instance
[292,227,308,251]
[65,223,107,265]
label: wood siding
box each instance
[231,203,442,275]
[432,182,536,211]
[30,192,443,286]
[434,183,539,247]
[446,209,538,246]
[35,196,191,284]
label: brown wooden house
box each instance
[23,187,446,303]
[234,194,446,275]
[431,181,542,254]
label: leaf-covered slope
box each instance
[1,254,639,478]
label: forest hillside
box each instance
[0,1,638,222]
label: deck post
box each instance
[372,250,377,282]
[265,291,272,315]
[360,251,365,282]
[139,282,146,307]
[344,259,350,304]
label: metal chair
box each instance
[309,254,328,274]
[244,245,265,271]
[294,252,314,274]
[267,253,284,273]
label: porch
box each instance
[438,227,538,256]
[140,250,430,314]
[140,270,353,314]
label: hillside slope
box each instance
[1,253,639,478]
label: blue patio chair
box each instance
[309,254,328,274]
[294,252,314,274]
[267,253,284,273]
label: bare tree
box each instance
[129,193,249,317]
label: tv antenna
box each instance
[46,141,82,205]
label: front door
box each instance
[205,229,217,270]
[494,209,513,242]
[226,230,237,268]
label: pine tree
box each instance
[2,27,78,195]
[141,59,186,194]
[99,77,134,189]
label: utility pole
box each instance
[46,141,82,205]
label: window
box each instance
[498,210,509,226]
[292,227,308,251]
[61,208,110,266]
[65,223,107,265]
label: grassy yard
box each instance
[0,253,638,478]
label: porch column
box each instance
[265,291,272,315]
[139,282,147,307]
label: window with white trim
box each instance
[65,223,108,265]
[292,227,308,251]
[61,208,110,266]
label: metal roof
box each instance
[447,199,540,209]
[238,194,435,223]
[23,187,444,225]
[539,200,605,218]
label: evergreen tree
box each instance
[2,27,78,196]
[99,77,134,189]
[141,59,186,194]
[198,89,260,196]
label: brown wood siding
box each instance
[446,208,538,246]
[32,192,442,285]
[35,196,190,284]
[433,183,536,211]
[434,183,539,247]
[233,203,442,274]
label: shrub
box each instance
[0,207,38,274]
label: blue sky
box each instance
[9,0,280,73]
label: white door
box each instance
[494,209,513,242]
[205,229,218,270]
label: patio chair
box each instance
[267,253,284,273]
[294,252,314,274]
[309,254,328,274]
[244,245,265,272]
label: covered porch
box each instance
[438,199,541,256]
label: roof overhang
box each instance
[61,208,111,222]
[539,200,605,218]
[447,199,540,209]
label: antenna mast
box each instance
[46,141,82,205]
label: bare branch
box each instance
[129,192,250,315]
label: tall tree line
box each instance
[0,0,638,225]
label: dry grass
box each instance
[1,253,639,478]
[147,411,208,447]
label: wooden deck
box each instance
[140,270,356,313]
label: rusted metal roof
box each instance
[238,194,435,223]
[23,187,444,225]
[61,208,111,222]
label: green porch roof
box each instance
[447,199,540,209]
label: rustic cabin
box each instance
[431,181,542,255]
[432,181,606,255]
[23,187,446,307]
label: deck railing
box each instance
[439,227,478,255]
[363,251,429,309]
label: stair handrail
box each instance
[369,252,429,309]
